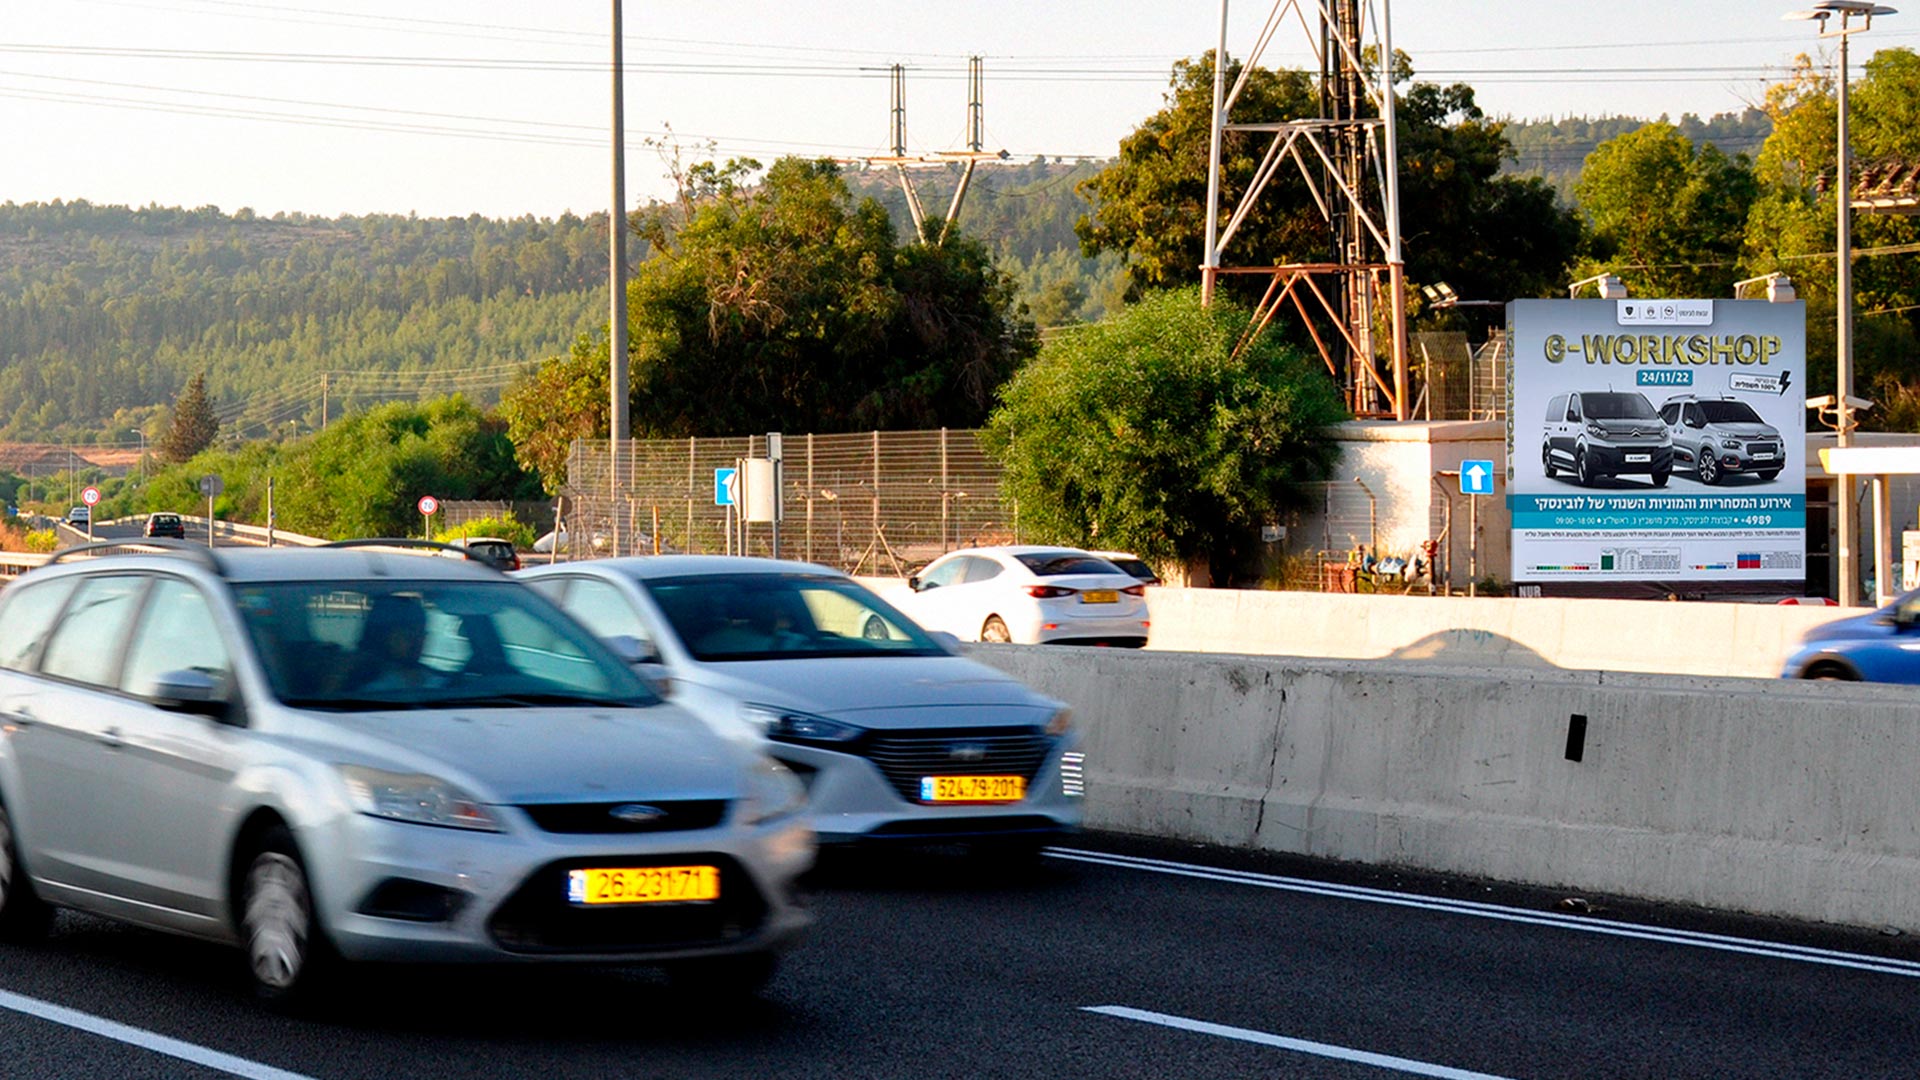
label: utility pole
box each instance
[889,65,928,238]
[608,0,630,558]
[321,372,329,429]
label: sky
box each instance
[2,0,1914,219]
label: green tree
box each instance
[986,288,1346,586]
[155,371,218,463]
[1077,53,1581,305]
[498,335,610,494]
[1573,122,1757,297]
[616,157,1036,437]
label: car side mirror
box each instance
[606,634,661,667]
[148,669,232,720]
[908,575,924,591]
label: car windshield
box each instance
[1582,393,1658,420]
[1013,552,1122,576]
[232,580,655,711]
[644,573,946,662]
[1697,400,1764,425]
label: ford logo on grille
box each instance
[949,743,988,763]
[609,803,667,825]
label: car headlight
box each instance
[1045,706,1074,736]
[740,703,864,746]
[1720,437,1743,449]
[1586,422,1606,436]
[337,765,501,832]
[739,756,807,826]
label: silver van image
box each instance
[1542,390,1674,487]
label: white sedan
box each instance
[896,546,1150,647]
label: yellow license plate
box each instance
[567,865,719,905]
[920,775,1026,803]
[1081,590,1119,604]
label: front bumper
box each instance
[303,809,815,964]
[769,734,1085,845]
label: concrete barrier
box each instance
[966,645,1920,931]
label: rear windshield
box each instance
[1581,393,1658,420]
[1014,552,1123,576]
[1697,400,1763,425]
[1104,558,1157,582]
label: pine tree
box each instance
[156,372,219,463]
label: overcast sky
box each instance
[3,0,1912,218]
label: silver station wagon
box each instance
[0,544,813,1003]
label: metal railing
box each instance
[561,429,1013,575]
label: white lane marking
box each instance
[1086,1005,1518,1080]
[1046,848,1920,980]
[0,988,320,1080]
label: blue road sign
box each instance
[1460,459,1495,496]
[714,467,738,506]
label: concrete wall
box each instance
[1140,587,1846,678]
[968,645,1920,931]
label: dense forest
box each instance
[0,201,629,444]
[1502,109,1773,199]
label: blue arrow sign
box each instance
[714,467,738,506]
[1460,459,1495,496]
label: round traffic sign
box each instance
[81,486,100,506]
[417,495,440,516]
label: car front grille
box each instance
[857,728,1055,803]
[488,853,767,954]
[519,799,729,835]
[1748,442,1780,456]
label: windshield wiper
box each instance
[281,697,434,712]
[433,692,646,709]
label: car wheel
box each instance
[1759,469,1781,482]
[241,826,335,1003]
[861,614,889,641]
[1541,445,1556,478]
[981,616,1012,644]
[666,950,778,998]
[1574,449,1593,487]
[1650,470,1670,488]
[0,798,52,942]
[1803,662,1858,681]
[1697,451,1720,485]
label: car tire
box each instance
[1697,451,1720,485]
[1759,469,1781,482]
[1575,449,1593,487]
[0,798,53,942]
[1542,445,1556,478]
[240,826,337,1005]
[1650,470,1670,488]
[666,950,778,998]
[1802,662,1859,681]
[981,616,1012,644]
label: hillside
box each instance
[1502,109,1773,201]
[0,201,627,443]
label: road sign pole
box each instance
[207,493,215,549]
[1468,495,1478,599]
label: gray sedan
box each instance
[0,545,813,1003]
[520,556,1085,850]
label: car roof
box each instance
[938,545,1092,559]
[28,546,505,585]
[520,554,848,581]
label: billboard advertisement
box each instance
[1506,298,1806,584]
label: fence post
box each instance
[871,429,881,561]
[940,427,950,554]
[686,436,696,555]
[805,432,815,564]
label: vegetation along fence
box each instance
[562,430,1013,575]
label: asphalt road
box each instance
[1,833,1915,1080]
[63,517,239,549]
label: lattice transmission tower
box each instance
[1200,0,1410,419]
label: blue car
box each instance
[1782,590,1920,681]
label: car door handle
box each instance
[97,726,123,749]
[0,706,33,728]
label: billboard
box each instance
[1506,298,1806,584]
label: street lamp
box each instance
[1567,273,1628,300]
[129,428,145,483]
[1783,0,1895,605]
[1732,273,1798,302]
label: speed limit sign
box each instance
[81,486,100,506]
[417,495,440,516]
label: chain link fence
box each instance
[561,429,1013,575]
[1415,330,1507,421]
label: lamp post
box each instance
[1784,0,1896,605]
[129,429,145,483]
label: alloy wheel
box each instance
[244,852,312,993]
